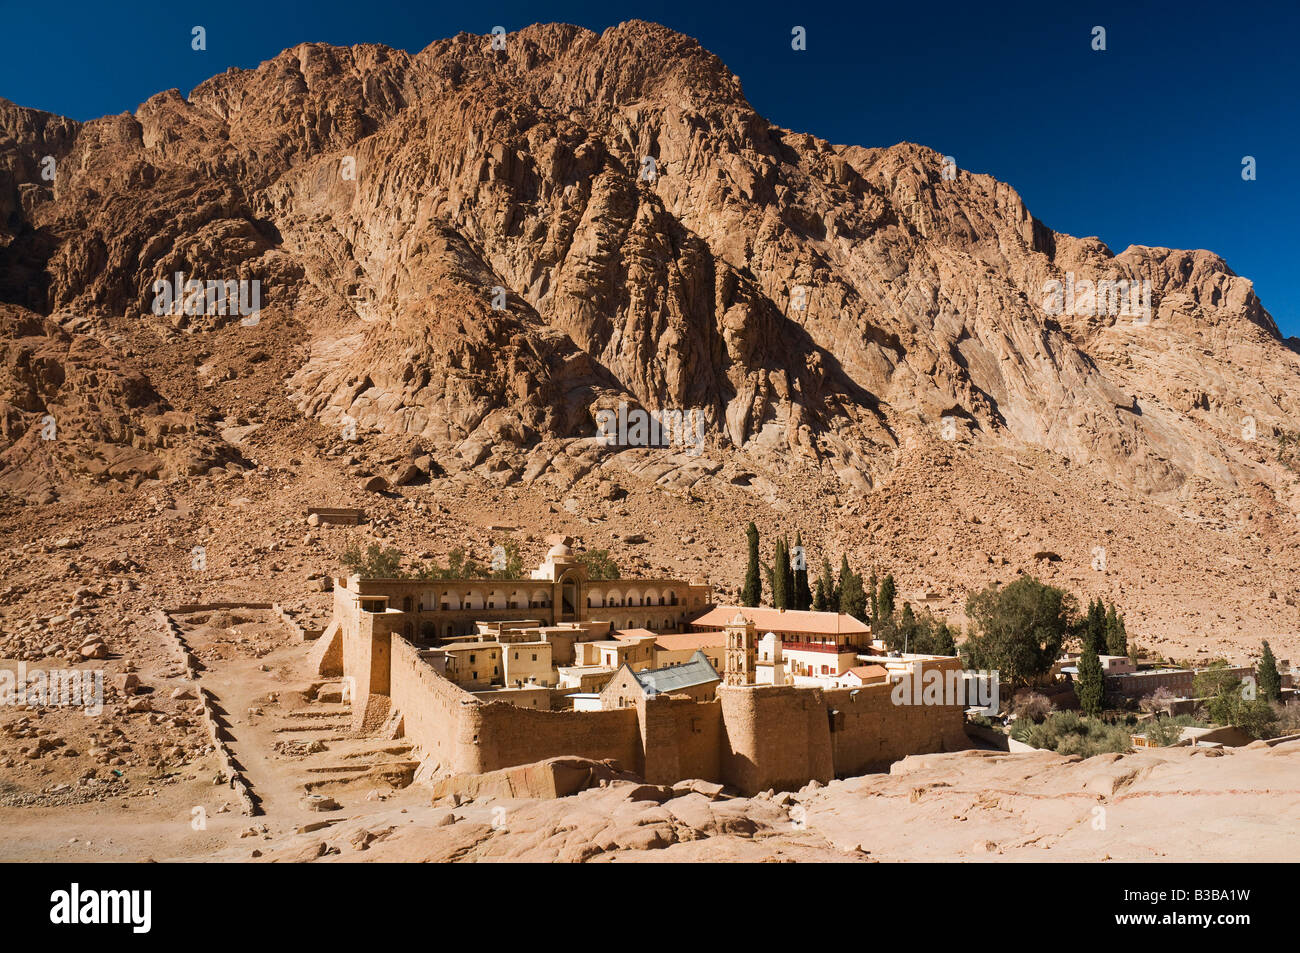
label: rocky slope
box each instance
[2,20,1299,656]
[199,741,1300,863]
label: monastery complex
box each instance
[311,540,969,794]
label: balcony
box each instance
[782,640,848,654]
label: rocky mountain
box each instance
[2,20,1299,655]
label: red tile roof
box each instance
[652,631,728,652]
[844,665,889,681]
[691,605,870,636]
[613,628,659,641]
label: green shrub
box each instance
[341,542,405,577]
[1011,711,1131,756]
[578,548,621,580]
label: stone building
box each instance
[572,632,658,672]
[1104,664,1255,700]
[652,631,727,671]
[694,605,869,679]
[334,541,712,645]
[836,664,889,688]
[600,651,722,709]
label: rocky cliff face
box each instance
[1,21,1298,644]
[5,21,1294,496]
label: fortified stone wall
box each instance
[344,611,404,731]
[475,702,642,775]
[639,695,724,785]
[390,636,641,775]
[718,685,834,794]
[715,666,970,794]
[390,636,485,774]
[822,683,966,777]
[378,636,969,793]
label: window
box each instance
[470,654,476,663]
[532,654,537,661]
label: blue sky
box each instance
[2,0,1297,334]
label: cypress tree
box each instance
[934,621,958,657]
[820,557,838,611]
[1086,598,1107,656]
[782,535,796,608]
[793,531,812,610]
[898,602,916,652]
[772,538,790,609]
[1259,640,1282,702]
[837,556,852,612]
[868,570,880,621]
[878,573,896,621]
[839,561,868,622]
[812,577,827,611]
[1104,602,1119,653]
[1106,604,1128,657]
[1077,640,1104,716]
[741,522,761,607]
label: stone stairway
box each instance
[268,679,419,794]
[297,738,419,793]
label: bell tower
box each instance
[724,611,757,686]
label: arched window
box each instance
[560,575,578,621]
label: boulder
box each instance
[300,794,340,812]
[113,674,141,696]
[393,464,425,486]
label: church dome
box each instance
[547,543,574,559]
[730,611,750,626]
